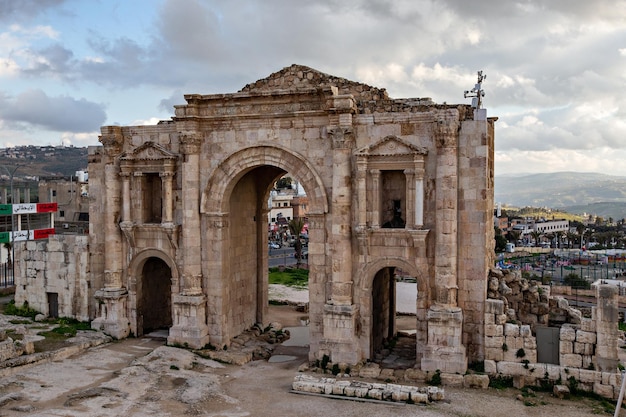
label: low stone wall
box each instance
[291,374,445,404]
[484,359,620,400]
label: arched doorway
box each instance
[371,266,419,367]
[140,257,172,334]
[202,145,329,348]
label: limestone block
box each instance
[520,325,532,338]
[332,381,350,395]
[496,314,508,325]
[441,373,464,387]
[579,369,600,384]
[574,342,594,356]
[523,337,537,350]
[553,384,570,399]
[359,363,381,378]
[560,326,576,341]
[485,299,504,314]
[497,361,526,376]
[411,391,429,404]
[559,341,573,354]
[545,364,561,380]
[378,368,396,382]
[392,388,410,402]
[484,360,497,374]
[485,324,503,337]
[368,388,383,400]
[484,313,495,325]
[581,318,596,332]
[576,330,596,344]
[427,386,445,401]
[593,382,615,400]
[404,367,426,382]
[463,374,489,389]
[506,336,524,350]
[485,347,503,361]
[504,323,519,336]
[353,387,369,398]
[484,336,504,348]
[560,353,582,368]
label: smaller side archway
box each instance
[127,249,179,337]
[358,257,429,362]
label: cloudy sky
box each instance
[1,0,625,176]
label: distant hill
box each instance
[0,146,88,179]
[495,172,626,220]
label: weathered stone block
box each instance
[560,326,576,341]
[576,330,596,344]
[504,323,520,336]
[560,353,582,368]
[463,374,489,389]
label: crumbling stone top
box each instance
[239,64,389,102]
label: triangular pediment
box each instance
[239,64,389,101]
[120,142,177,161]
[356,136,428,157]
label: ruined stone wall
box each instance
[14,235,90,321]
[486,269,622,399]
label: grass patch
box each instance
[268,267,309,287]
[3,300,39,320]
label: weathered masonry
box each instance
[88,65,496,371]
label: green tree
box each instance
[288,217,306,267]
[494,227,507,253]
[275,177,293,189]
[530,230,542,247]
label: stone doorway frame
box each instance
[201,145,329,348]
[126,248,179,337]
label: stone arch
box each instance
[127,249,179,336]
[357,257,429,360]
[200,144,329,346]
[201,145,329,215]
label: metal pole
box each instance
[614,371,626,417]
[4,165,22,285]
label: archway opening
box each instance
[371,267,418,368]
[140,257,172,334]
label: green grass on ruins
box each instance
[268,267,309,288]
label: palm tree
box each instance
[288,217,306,268]
[530,230,542,247]
[576,224,586,249]
[507,230,521,244]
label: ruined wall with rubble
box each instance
[486,268,622,399]
[14,235,91,321]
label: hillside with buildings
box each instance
[495,172,626,220]
[0,145,88,180]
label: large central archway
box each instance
[201,145,329,347]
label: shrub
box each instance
[428,370,442,386]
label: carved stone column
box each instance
[92,126,130,339]
[120,170,131,223]
[370,169,381,229]
[404,169,415,229]
[356,157,367,230]
[433,120,460,306]
[421,119,466,374]
[168,131,209,349]
[160,171,174,224]
[328,126,354,306]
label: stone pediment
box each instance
[356,136,428,157]
[239,64,389,101]
[120,142,177,162]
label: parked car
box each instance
[269,242,280,249]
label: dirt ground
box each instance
[0,303,614,417]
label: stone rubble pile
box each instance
[291,374,445,404]
[488,267,581,328]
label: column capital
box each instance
[433,120,460,148]
[328,127,354,150]
[180,132,202,155]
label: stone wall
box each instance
[485,268,622,399]
[14,235,90,321]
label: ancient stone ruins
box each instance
[84,64,496,372]
[14,64,625,400]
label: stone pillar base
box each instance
[320,303,361,365]
[91,288,130,339]
[421,305,467,374]
[168,294,210,349]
